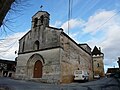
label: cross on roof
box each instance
[40,5,43,11]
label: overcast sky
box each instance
[0,0,120,72]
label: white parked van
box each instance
[74,70,89,81]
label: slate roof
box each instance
[0,59,16,65]
[92,46,103,55]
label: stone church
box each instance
[15,11,93,83]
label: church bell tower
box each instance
[32,11,50,28]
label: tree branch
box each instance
[0,0,15,27]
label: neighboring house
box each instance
[92,46,105,77]
[106,68,119,77]
[15,11,93,84]
[0,59,16,77]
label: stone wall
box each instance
[19,24,62,54]
[59,33,93,83]
[15,48,61,83]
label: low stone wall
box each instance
[61,75,74,84]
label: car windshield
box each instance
[75,70,82,74]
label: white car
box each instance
[74,70,89,81]
[94,75,100,79]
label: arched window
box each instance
[40,15,44,24]
[97,63,100,67]
[22,41,25,52]
[34,40,39,50]
[34,18,38,27]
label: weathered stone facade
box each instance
[92,46,105,77]
[15,11,93,83]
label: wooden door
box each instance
[33,60,42,78]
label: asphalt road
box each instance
[0,77,120,90]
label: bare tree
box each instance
[0,0,30,36]
[0,0,15,27]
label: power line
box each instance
[68,0,70,35]
[0,37,19,48]
[0,41,17,60]
[0,40,17,52]
[0,37,19,40]
[0,54,15,60]
[95,10,120,31]
[72,1,120,31]
[68,0,73,35]
[79,0,101,18]
[70,0,73,19]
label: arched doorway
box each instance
[27,53,44,79]
[33,60,42,78]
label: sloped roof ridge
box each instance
[92,46,102,55]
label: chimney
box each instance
[117,57,120,69]
[99,47,101,52]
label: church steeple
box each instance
[32,11,50,28]
[92,46,103,56]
